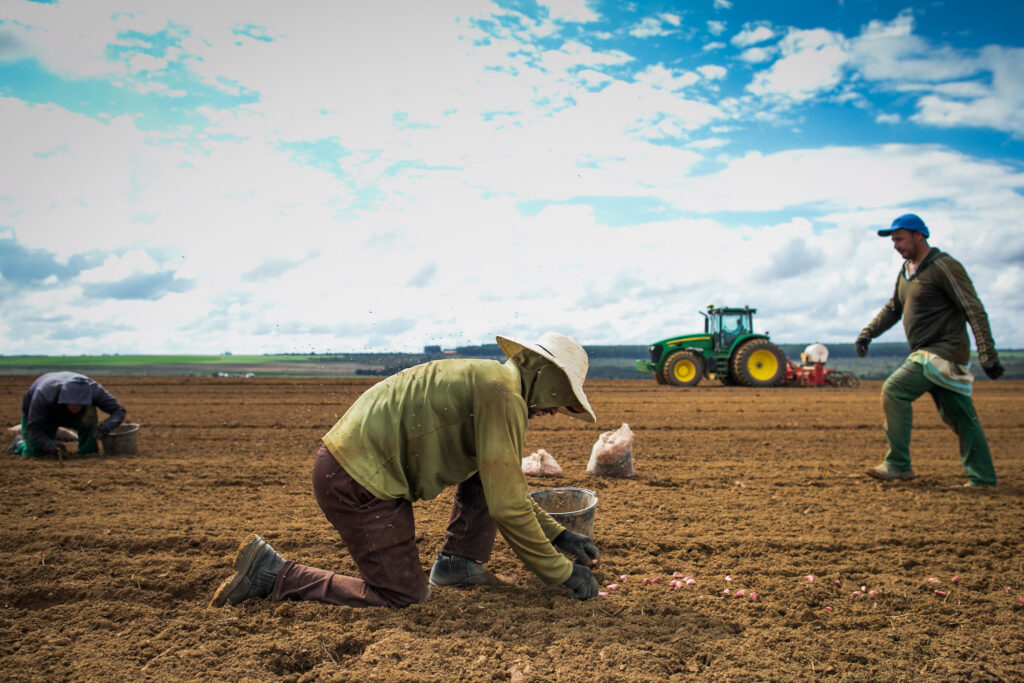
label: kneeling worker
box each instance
[9,372,126,458]
[211,331,602,608]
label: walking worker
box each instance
[856,213,1004,487]
[9,372,127,458]
[211,331,602,609]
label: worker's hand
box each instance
[54,443,69,458]
[562,563,599,600]
[97,426,109,439]
[553,529,600,567]
[855,336,870,358]
[983,359,1005,380]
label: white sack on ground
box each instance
[587,423,635,478]
[522,449,563,476]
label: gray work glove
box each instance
[563,563,599,600]
[983,359,1004,380]
[553,529,600,567]
[855,335,870,357]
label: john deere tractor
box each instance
[636,305,788,388]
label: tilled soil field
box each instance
[1,375,1022,682]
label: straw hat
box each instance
[496,331,596,423]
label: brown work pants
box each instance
[272,445,497,608]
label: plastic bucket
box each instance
[101,423,140,455]
[530,487,598,537]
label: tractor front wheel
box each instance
[664,351,703,387]
[732,340,787,388]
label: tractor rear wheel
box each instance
[664,351,703,387]
[732,340,787,388]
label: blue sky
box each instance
[1,0,1022,355]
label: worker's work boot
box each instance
[2,437,23,454]
[428,552,489,587]
[866,464,915,481]
[209,534,286,607]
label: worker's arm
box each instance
[474,387,573,586]
[933,257,1000,370]
[92,384,127,435]
[858,275,903,354]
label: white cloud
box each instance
[747,28,849,102]
[629,16,676,38]
[731,23,775,48]
[707,20,726,36]
[697,64,727,80]
[539,0,601,24]
[738,46,775,63]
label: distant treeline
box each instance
[365,342,1021,380]
[1,343,1019,380]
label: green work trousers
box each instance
[16,407,100,457]
[881,360,996,486]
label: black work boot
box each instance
[209,534,286,607]
[428,552,488,587]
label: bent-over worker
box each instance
[211,331,602,608]
[10,372,126,457]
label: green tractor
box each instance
[636,305,788,388]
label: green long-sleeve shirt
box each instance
[322,358,573,585]
[861,248,998,366]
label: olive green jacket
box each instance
[861,248,998,366]
[322,358,573,585]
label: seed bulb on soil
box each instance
[935,590,948,598]
[805,575,815,582]
[606,583,619,590]
[951,576,961,584]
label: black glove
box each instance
[562,563,599,600]
[855,336,870,358]
[97,426,110,439]
[553,529,600,567]
[983,359,1004,380]
[54,442,69,458]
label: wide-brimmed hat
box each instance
[879,213,929,238]
[496,331,596,423]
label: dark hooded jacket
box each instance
[21,372,126,453]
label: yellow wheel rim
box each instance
[748,349,779,381]
[673,360,697,383]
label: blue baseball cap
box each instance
[878,213,929,238]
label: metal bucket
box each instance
[101,423,140,455]
[530,487,598,537]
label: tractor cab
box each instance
[703,306,755,355]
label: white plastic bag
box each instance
[586,423,634,478]
[521,449,563,476]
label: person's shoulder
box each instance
[929,248,969,273]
